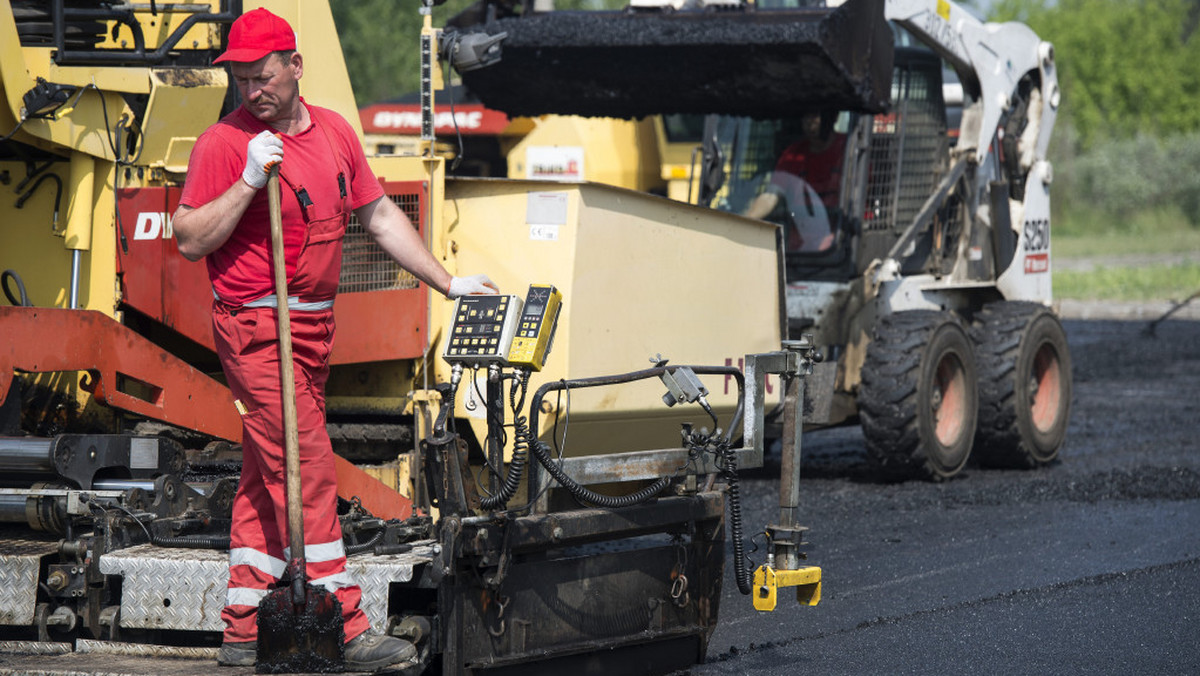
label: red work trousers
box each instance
[212,302,370,643]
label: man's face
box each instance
[230,52,301,124]
[801,114,822,139]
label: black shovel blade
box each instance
[256,583,345,674]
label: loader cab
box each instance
[702,110,858,282]
[703,46,952,284]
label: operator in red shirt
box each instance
[744,111,846,253]
[173,8,496,671]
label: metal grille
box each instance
[338,191,423,294]
[864,64,948,233]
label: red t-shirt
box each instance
[179,100,384,306]
[772,134,846,207]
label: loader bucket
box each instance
[451,0,893,120]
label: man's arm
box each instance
[356,195,455,296]
[173,180,257,261]
[743,190,781,221]
[174,130,282,261]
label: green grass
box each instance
[1054,229,1200,259]
[1051,211,1200,301]
[1055,262,1200,302]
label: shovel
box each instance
[256,164,346,673]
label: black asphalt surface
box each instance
[682,318,1200,675]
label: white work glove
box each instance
[242,130,284,190]
[447,274,498,299]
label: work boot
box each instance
[344,631,416,672]
[216,640,255,666]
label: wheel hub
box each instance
[933,355,966,446]
[1030,343,1062,433]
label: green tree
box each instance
[991,0,1200,150]
[331,0,626,106]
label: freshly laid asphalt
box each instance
[682,317,1200,675]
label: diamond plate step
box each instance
[0,537,60,626]
[99,542,435,632]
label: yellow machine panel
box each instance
[443,294,523,365]
[436,178,783,456]
[506,116,665,194]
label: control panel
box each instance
[443,294,523,366]
[506,284,562,371]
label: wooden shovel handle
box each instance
[267,166,306,598]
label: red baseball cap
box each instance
[214,8,296,64]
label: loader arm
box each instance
[883,0,1059,165]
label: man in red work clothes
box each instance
[173,8,496,671]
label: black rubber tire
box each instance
[971,301,1072,468]
[859,311,978,481]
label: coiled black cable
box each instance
[529,435,670,509]
[679,414,751,595]
[714,436,752,595]
[480,371,531,510]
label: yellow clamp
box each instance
[752,564,822,612]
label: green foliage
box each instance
[1073,132,1200,225]
[330,0,626,106]
[329,0,468,106]
[1047,126,1200,236]
[990,1,1200,235]
[990,0,1200,150]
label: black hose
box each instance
[523,365,744,509]
[15,173,64,233]
[345,529,384,555]
[150,533,231,549]
[13,161,53,194]
[2,270,31,306]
